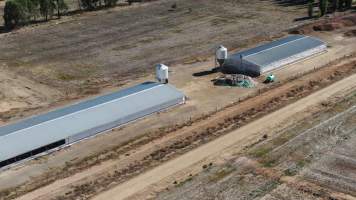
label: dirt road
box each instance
[3,11,356,200]
[92,74,356,200]
[9,53,356,200]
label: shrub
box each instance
[80,0,100,10]
[3,0,31,29]
[3,0,67,29]
[308,0,315,18]
[39,0,55,21]
[319,0,329,16]
[104,0,118,7]
[55,0,68,18]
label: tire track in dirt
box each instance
[11,56,356,200]
[93,71,356,200]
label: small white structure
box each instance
[156,64,169,84]
[216,45,228,67]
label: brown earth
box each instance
[9,49,356,200]
[290,13,356,34]
[156,82,356,200]
[0,3,355,200]
[345,29,356,37]
[0,0,307,121]
[97,65,356,200]
[0,0,320,194]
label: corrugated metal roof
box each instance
[238,35,305,57]
[0,82,163,137]
[0,82,185,162]
[227,35,326,68]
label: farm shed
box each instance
[222,35,327,76]
[0,82,185,168]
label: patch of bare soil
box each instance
[0,0,306,98]
[247,94,356,200]
[344,29,356,37]
[290,13,356,34]
[0,68,62,123]
[157,89,356,200]
[0,6,355,200]
[0,0,311,126]
[303,133,356,196]
[159,157,281,200]
[6,53,356,200]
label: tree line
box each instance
[2,0,354,30]
[3,0,130,29]
[308,0,354,17]
[4,0,67,29]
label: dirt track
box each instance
[1,3,356,200]
[157,90,356,200]
[11,53,356,200]
[92,73,356,200]
[4,11,356,200]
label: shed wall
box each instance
[221,56,260,75]
[0,83,185,163]
[67,95,184,143]
[222,35,327,76]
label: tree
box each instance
[39,0,55,21]
[311,0,354,18]
[330,0,339,12]
[308,0,315,18]
[3,0,32,29]
[80,0,99,10]
[55,0,68,18]
[319,0,329,16]
[27,0,40,20]
[345,0,353,8]
[104,0,118,7]
[334,0,354,11]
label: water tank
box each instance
[216,45,228,67]
[156,64,169,84]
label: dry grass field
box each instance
[157,93,356,200]
[0,0,308,121]
[0,1,355,200]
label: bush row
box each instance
[81,0,119,11]
[308,0,354,17]
[4,0,68,29]
[3,0,127,29]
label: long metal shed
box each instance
[0,82,185,167]
[222,35,327,76]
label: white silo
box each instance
[156,64,169,84]
[216,45,228,67]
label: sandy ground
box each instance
[7,41,356,200]
[0,0,307,121]
[92,73,356,200]
[159,91,356,200]
[0,17,356,200]
[0,2,355,199]
[0,67,61,121]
